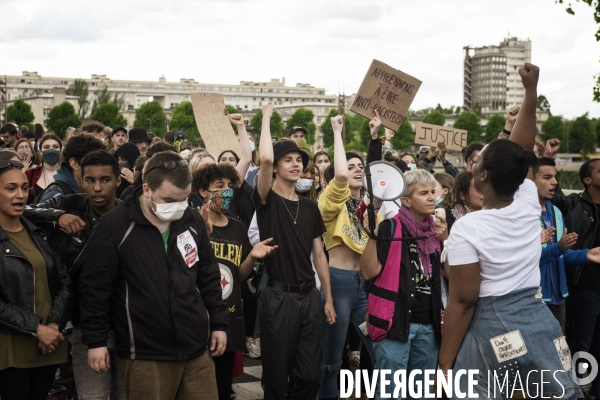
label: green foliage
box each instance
[422,110,446,126]
[391,117,414,150]
[358,118,384,148]
[285,108,316,144]
[541,116,566,144]
[250,110,284,138]
[321,109,356,148]
[90,84,125,116]
[133,101,167,137]
[66,79,90,119]
[413,104,459,116]
[6,100,34,128]
[454,111,484,144]
[45,102,82,139]
[569,113,596,156]
[484,114,506,142]
[89,103,127,128]
[537,94,551,113]
[169,101,200,142]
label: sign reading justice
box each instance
[350,59,422,132]
[414,122,468,151]
[191,93,241,157]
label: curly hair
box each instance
[77,120,105,135]
[192,164,240,196]
[63,134,106,171]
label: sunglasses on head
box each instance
[145,160,188,175]
[0,160,24,170]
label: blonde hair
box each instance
[188,149,216,172]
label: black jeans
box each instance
[0,365,58,400]
[261,286,323,400]
[567,289,600,398]
[213,351,235,400]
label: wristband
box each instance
[502,128,511,135]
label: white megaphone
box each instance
[362,161,405,201]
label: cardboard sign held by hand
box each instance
[191,93,241,157]
[350,59,422,132]
[414,122,468,151]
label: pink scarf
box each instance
[398,206,440,276]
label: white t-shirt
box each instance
[447,179,542,297]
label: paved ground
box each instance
[232,356,264,400]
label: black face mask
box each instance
[118,161,129,170]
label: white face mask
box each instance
[295,178,314,193]
[249,141,256,152]
[150,193,188,221]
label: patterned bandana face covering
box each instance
[209,188,234,214]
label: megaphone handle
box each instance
[365,163,377,236]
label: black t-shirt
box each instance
[253,189,326,285]
[231,181,254,232]
[209,217,251,352]
[376,221,435,338]
[576,205,600,290]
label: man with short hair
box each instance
[80,151,228,399]
[255,104,335,399]
[462,142,484,171]
[128,127,152,155]
[0,123,18,148]
[37,134,106,203]
[110,126,128,154]
[552,158,600,398]
[533,157,600,333]
[24,150,126,399]
[287,126,306,141]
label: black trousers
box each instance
[261,286,323,400]
[0,365,58,400]
[213,351,235,400]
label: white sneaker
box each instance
[248,338,261,359]
[348,350,360,367]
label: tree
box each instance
[285,108,316,144]
[484,114,506,142]
[90,84,125,116]
[45,102,81,139]
[541,116,566,144]
[133,101,167,137]
[170,101,200,142]
[321,109,356,148]
[537,94,551,113]
[422,110,446,126]
[6,100,34,128]
[454,111,484,144]
[89,103,127,129]
[569,113,596,156]
[391,117,414,150]
[66,79,90,119]
[250,110,284,137]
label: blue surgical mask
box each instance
[407,164,417,171]
[295,178,314,193]
[435,196,443,207]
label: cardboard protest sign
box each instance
[350,59,422,132]
[191,93,241,157]
[414,122,467,151]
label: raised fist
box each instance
[518,63,539,91]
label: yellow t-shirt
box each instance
[318,178,369,254]
[0,228,67,370]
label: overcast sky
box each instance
[1,0,599,119]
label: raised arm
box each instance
[504,105,520,134]
[332,115,348,183]
[229,113,252,182]
[366,111,382,164]
[510,63,539,151]
[256,104,275,205]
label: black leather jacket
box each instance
[552,190,599,286]
[0,217,73,335]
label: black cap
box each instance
[172,131,186,140]
[273,140,309,169]
[287,126,307,137]
[22,131,35,140]
[112,126,128,136]
[128,127,151,144]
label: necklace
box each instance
[281,194,300,224]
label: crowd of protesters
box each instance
[0,63,598,400]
